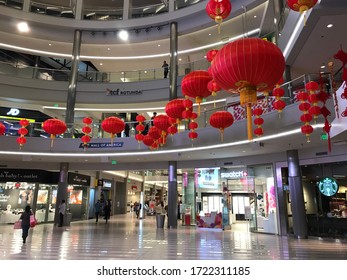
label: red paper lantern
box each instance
[301,124,314,142]
[165,99,185,130]
[136,124,145,132]
[142,135,154,147]
[181,70,212,115]
[81,135,91,145]
[254,127,264,137]
[305,81,319,93]
[83,117,93,125]
[0,122,5,135]
[209,111,234,142]
[300,113,313,123]
[188,131,198,140]
[206,49,219,62]
[101,116,125,143]
[82,126,92,134]
[206,0,232,33]
[308,105,321,119]
[18,127,28,136]
[287,0,318,13]
[189,122,198,130]
[16,136,27,146]
[153,114,170,133]
[136,115,146,123]
[135,133,145,143]
[299,102,311,111]
[19,119,29,127]
[273,99,286,112]
[167,125,178,136]
[148,126,162,140]
[210,38,285,140]
[42,119,67,148]
[253,108,264,137]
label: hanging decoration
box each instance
[206,49,219,63]
[182,99,193,120]
[206,0,232,34]
[101,116,125,144]
[42,119,67,148]
[286,0,317,14]
[253,108,264,137]
[188,112,199,142]
[207,80,222,108]
[306,81,321,121]
[142,134,154,149]
[135,114,146,144]
[167,117,178,136]
[272,84,286,114]
[210,38,285,140]
[0,122,5,135]
[296,91,313,142]
[17,119,29,149]
[209,111,234,142]
[181,70,212,115]
[165,99,185,131]
[81,117,93,150]
[333,47,347,112]
[148,126,162,148]
[153,114,170,145]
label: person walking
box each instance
[162,60,169,78]
[58,199,66,227]
[20,205,32,244]
[104,200,111,224]
[95,199,101,223]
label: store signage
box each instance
[318,177,339,197]
[6,108,20,116]
[68,173,91,186]
[106,88,143,96]
[0,194,10,202]
[79,142,124,149]
[221,170,248,178]
[0,169,59,183]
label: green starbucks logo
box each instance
[318,177,338,197]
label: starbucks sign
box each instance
[318,177,339,197]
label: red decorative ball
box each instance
[254,127,264,137]
[83,117,93,125]
[0,122,5,135]
[81,135,91,144]
[136,115,146,123]
[136,124,145,132]
[301,124,313,135]
[16,136,27,145]
[135,133,145,142]
[19,119,29,127]
[188,131,198,140]
[300,113,313,123]
[206,49,219,62]
[299,102,311,112]
[273,99,286,111]
[189,122,198,130]
[253,108,263,116]
[82,126,92,134]
[18,127,28,136]
[272,87,285,98]
[254,118,264,126]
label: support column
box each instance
[287,150,307,238]
[169,0,175,12]
[65,30,82,138]
[169,22,178,101]
[32,56,40,79]
[123,0,132,20]
[74,0,83,20]
[22,0,30,12]
[167,161,178,228]
[54,163,69,225]
[139,172,146,219]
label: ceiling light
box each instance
[327,24,333,28]
[158,44,161,47]
[100,63,103,66]
[179,58,182,61]
[254,15,257,18]
[48,43,52,46]
[118,30,128,41]
[17,22,29,32]
[107,47,110,51]
[320,65,325,69]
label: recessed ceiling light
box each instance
[327,24,333,28]
[158,44,161,47]
[254,15,257,18]
[17,22,29,32]
[179,58,182,61]
[320,65,325,69]
[107,47,110,51]
[118,30,128,41]
[100,63,103,66]
[48,43,52,46]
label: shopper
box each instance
[95,199,101,223]
[162,60,169,78]
[58,199,66,227]
[20,205,32,244]
[104,200,111,224]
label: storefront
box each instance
[67,172,91,221]
[0,169,59,224]
[281,161,347,238]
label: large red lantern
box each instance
[181,70,212,115]
[153,114,170,144]
[206,0,232,33]
[42,119,67,148]
[209,111,234,142]
[287,0,317,14]
[101,116,125,143]
[142,135,154,148]
[210,38,285,140]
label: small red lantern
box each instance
[206,49,219,62]
[153,114,170,143]
[181,70,212,115]
[0,122,5,135]
[135,114,146,144]
[101,116,125,144]
[17,119,30,149]
[206,0,232,34]
[81,117,93,150]
[16,136,27,147]
[253,108,264,137]
[188,131,198,141]
[135,133,144,143]
[83,117,93,126]
[42,119,67,148]
[209,111,234,142]
[81,135,91,146]
[142,135,154,148]
[301,124,314,142]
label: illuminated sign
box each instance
[106,88,142,96]
[6,108,20,116]
[318,177,339,197]
[221,170,248,178]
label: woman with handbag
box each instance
[20,205,32,244]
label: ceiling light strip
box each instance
[0,124,324,158]
[0,29,259,60]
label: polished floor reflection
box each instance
[0,213,346,260]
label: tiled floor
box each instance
[1,213,346,260]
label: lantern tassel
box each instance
[50,134,55,149]
[220,128,224,142]
[246,104,253,141]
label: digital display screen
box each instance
[195,168,220,189]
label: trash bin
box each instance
[156,214,165,228]
[64,212,72,226]
[184,214,191,226]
